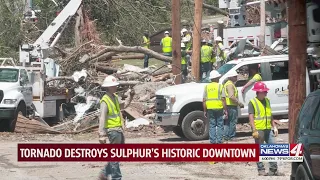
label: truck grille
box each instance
[156,95,166,113]
[0,90,3,103]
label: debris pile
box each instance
[15,62,186,135]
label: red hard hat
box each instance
[252,82,269,92]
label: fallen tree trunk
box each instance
[95,64,118,74]
[82,45,172,63]
[112,54,144,60]
[190,0,229,16]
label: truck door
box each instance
[19,69,33,106]
[233,62,268,117]
[263,60,289,115]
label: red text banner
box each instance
[17,144,259,162]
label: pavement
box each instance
[0,129,292,180]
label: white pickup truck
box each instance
[0,59,33,131]
[154,55,316,141]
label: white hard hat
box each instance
[208,40,213,45]
[181,43,186,48]
[209,70,221,79]
[215,36,222,41]
[181,28,188,33]
[164,31,169,34]
[101,75,119,87]
[226,69,238,78]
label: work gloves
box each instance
[238,102,244,108]
[273,127,278,137]
[252,130,259,139]
[99,135,107,144]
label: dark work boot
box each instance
[258,170,268,176]
[268,170,285,176]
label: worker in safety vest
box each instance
[181,28,192,65]
[223,70,244,142]
[98,75,125,180]
[160,31,172,57]
[181,28,192,51]
[181,42,188,83]
[207,40,215,72]
[200,39,213,82]
[203,70,228,144]
[215,36,227,68]
[241,64,262,94]
[249,82,283,176]
[142,31,150,68]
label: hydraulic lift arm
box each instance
[20,0,82,64]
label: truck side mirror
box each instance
[19,77,26,86]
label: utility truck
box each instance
[154,55,320,141]
[0,0,82,132]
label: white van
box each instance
[154,55,311,141]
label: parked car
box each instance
[291,89,320,180]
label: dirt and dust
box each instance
[0,123,291,180]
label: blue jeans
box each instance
[181,64,188,83]
[163,53,172,65]
[143,54,149,68]
[200,62,210,82]
[224,106,238,140]
[208,109,224,144]
[255,129,278,172]
[101,131,125,180]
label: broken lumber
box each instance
[15,115,61,134]
[152,73,172,82]
[119,81,142,86]
[124,107,144,119]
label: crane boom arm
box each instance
[34,0,82,47]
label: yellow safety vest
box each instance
[181,50,187,65]
[250,97,272,130]
[250,74,262,82]
[100,94,122,129]
[217,42,226,60]
[201,45,213,63]
[224,80,238,106]
[205,82,223,109]
[161,37,172,53]
[143,36,150,49]
[186,34,192,50]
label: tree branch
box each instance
[189,0,229,16]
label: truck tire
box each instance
[181,111,209,141]
[295,164,310,180]
[172,126,185,138]
[8,103,26,132]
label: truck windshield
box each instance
[217,63,236,75]
[0,69,19,82]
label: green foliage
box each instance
[0,0,219,58]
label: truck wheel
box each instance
[295,164,309,180]
[8,104,26,132]
[181,111,209,141]
[172,126,185,138]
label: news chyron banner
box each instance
[17,144,303,162]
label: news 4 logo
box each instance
[260,144,303,156]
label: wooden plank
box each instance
[15,115,61,134]
[124,107,144,119]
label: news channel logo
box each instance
[259,144,303,162]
